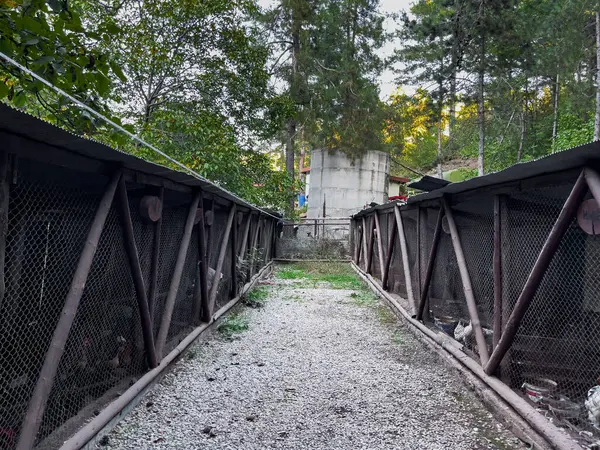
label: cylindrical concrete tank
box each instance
[307,150,390,218]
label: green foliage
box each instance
[275,262,363,289]
[446,168,477,182]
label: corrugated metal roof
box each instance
[0,103,277,216]
[353,141,600,217]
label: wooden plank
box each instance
[249,215,262,277]
[394,205,416,312]
[192,190,210,323]
[155,192,201,359]
[148,186,164,324]
[485,170,588,375]
[230,210,239,298]
[365,216,376,274]
[208,204,237,315]
[16,170,121,450]
[382,213,398,290]
[416,206,444,320]
[373,212,385,279]
[442,196,490,366]
[493,195,502,350]
[116,178,158,369]
[239,212,252,259]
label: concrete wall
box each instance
[307,149,390,218]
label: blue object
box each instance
[298,194,306,207]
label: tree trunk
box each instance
[552,72,560,152]
[449,70,456,138]
[286,11,302,213]
[298,142,306,183]
[595,10,600,141]
[517,111,526,162]
[477,35,485,176]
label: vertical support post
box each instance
[148,186,164,323]
[373,212,385,279]
[314,218,317,237]
[361,217,368,269]
[355,220,364,264]
[366,216,376,274]
[208,204,237,315]
[442,196,490,365]
[0,152,9,310]
[116,178,158,369]
[382,213,398,290]
[16,170,121,450]
[493,195,502,350]
[230,212,239,298]
[239,212,252,260]
[416,206,444,321]
[249,214,261,277]
[416,205,422,301]
[193,190,210,323]
[155,191,201,359]
[486,170,588,375]
[394,205,416,313]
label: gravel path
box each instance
[101,269,523,450]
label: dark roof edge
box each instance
[352,141,600,218]
[0,103,280,218]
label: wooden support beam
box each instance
[249,215,261,277]
[373,212,385,278]
[416,207,444,321]
[366,216,376,274]
[16,170,121,450]
[193,191,210,323]
[416,206,423,301]
[492,195,502,350]
[585,167,600,206]
[382,213,398,290]
[355,221,364,264]
[0,153,9,310]
[155,192,201,359]
[116,178,158,369]
[485,170,588,375]
[442,196,490,366]
[361,217,368,269]
[394,205,416,313]
[148,186,164,324]
[239,212,252,260]
[208,204,237,315]
[230,211,239,298]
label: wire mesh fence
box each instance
[0,158,275,449]
[276,218,350,260]
[351,171,600,446]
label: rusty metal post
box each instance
[366,216,376,274]
[193,191,210,323]
[16,170,121,450]
[394,205,416,312]
[373,212,385,278]
[116,178,158,368]
[239,212,252,259]
[208,204,237,315]
[442,196,490,365]
[382,213,398,290]
[492,195,502,350]
[485,170,588,375]
[416,206,444,321]
[155,191,201,359]
[230,211,239,298]
[148,186,164,324]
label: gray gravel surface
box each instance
[101,271,523,449]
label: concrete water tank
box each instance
[307,149,390,218]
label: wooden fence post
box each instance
[239,212,252,259]
[155,192,201,359]
[382,213,398,290]
[249,214,261,277]
[416,206,444,320]
[485,170,588,375]
[116,178,158,369]
[394,205,416,313]
[361,217,368,269]
[366,216,376,274]
[373,212,385,278]
[16,170,121,450]
[230,212,239,298]
[147,186,163,323]
[208,204,237,316]
[193,190,210,323]
[492,195,502,350]
[442,196,490,365]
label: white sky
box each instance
[257,0,414,100]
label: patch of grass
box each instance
[392,330,405,346]
[275,262,362,289]
[243,286,269,308]
[375,304,396,325]
[218,313,249,337]
[349,290,378,307]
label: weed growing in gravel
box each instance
[349,290,378,307]
[218,313,249,337]
[243,286,269,308]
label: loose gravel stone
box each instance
[101,273,524,450]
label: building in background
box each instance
[302,150,408,218]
